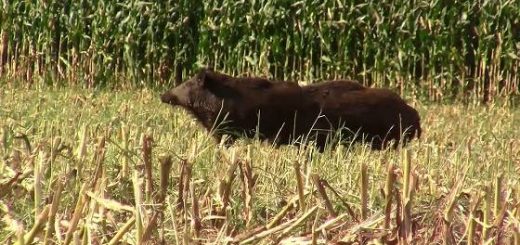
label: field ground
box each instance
[1,87,520,244]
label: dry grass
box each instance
[1,87,519,244]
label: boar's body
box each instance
[161,69,421,150]
[302,80,421,149]
[218,77,310,144]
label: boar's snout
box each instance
[160,92,177,105]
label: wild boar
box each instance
[161,68,421,151]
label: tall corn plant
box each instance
[0,0,518,101]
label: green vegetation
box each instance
[1,0,519,101]
[1,88,519,243]
[1,0,520,243]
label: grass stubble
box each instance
[0,87,519,244]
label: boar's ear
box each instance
[199,69,239,98]
[195,68,209,84]
[195,67,216,86]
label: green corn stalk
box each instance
[1,0,519,98]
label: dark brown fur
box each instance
[161,68,421,151]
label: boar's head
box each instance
[162,68,238,105]
[160,68,239,129]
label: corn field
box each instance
[2,1,520,244]
[1,0,519,101]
